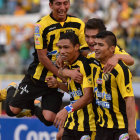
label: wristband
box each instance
[64,105,74,113]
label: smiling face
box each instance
[94,38,115,63]
[49,0,70,22]
[85,28,99,52]
[57,39,79,64]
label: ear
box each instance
[75,44,80,51]
[49,2,53,9]
[110,46,115,53]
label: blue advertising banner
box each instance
[0,117,58,140]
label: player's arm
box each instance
[46,76,68,92]
[54,87,93,128]
[34,23,59,78]
[59,68,83,84]
[37,49,59,77]
[124,97,139,140]
[116,65,139,140]
[103,46,134,73]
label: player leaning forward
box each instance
[88,30,139,140]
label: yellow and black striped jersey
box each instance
[64,55,96,131]
[87,45,128,59]
[27,13,87,81]
[89,58,134,129]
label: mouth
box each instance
[95,51,100,56]
[58,11,66,17]
[61,55,68,60]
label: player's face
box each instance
[94,38,114,62]
[85,29,99,52]
[57,39,79,64]
[49,0,70,22]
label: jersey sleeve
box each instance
[116,65,134,98]
[114,45,128,55]
[34,23,46,49]
[78,21,88,50]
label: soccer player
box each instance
[2,0,88,127]
[47,32,95,140]
[90,30,139,140]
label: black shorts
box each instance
[95,126,129,140]
[10,74,63,113]
[62,128,92,140]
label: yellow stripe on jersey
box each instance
[64,55,96,131]
[89,58,134,129]
[28,14,87,81]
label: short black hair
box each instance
[59,32,80,46]
[49,0,69,4]
[85,18,106,32]
[96,31,117,47]
[49,0,54,4]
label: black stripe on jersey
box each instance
[93,67,97,79]
[78,56,91,77]
[73,111,79,130]
[118,61,129,86]
[69,86,74,101]
[117,86,128,128]
[98,71,102,93]
[92,96,99,123]
[48,34,55,52]
[116,45,123,52]
[39,67,49,81]
[64,22,81,29]
[98,72,108,127]
[83,106,90,131]
[105,77,118,128]
[111,69,118,77]
[88,58,100,67]
[65,116,72,128]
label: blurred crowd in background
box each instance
[0,0,140,76]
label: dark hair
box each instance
[49,0,69,4]
[85,18,106,32]
[96,31,117,47]
[49,0,54,4]
[59,32,80,46]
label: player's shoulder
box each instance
[67,15,84,24]
[87,51,95,58]
[114,60,129,71]
[36,15,55,27]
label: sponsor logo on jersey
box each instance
[47,50,58,55]
[96,78,103,84]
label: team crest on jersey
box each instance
[87,78,92,84]
[96,78,103,84]
[119,133,129,140]
[103,73,110,81]
[126,87,131,93]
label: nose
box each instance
[60,3,65,10]
[88,37,94,44]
